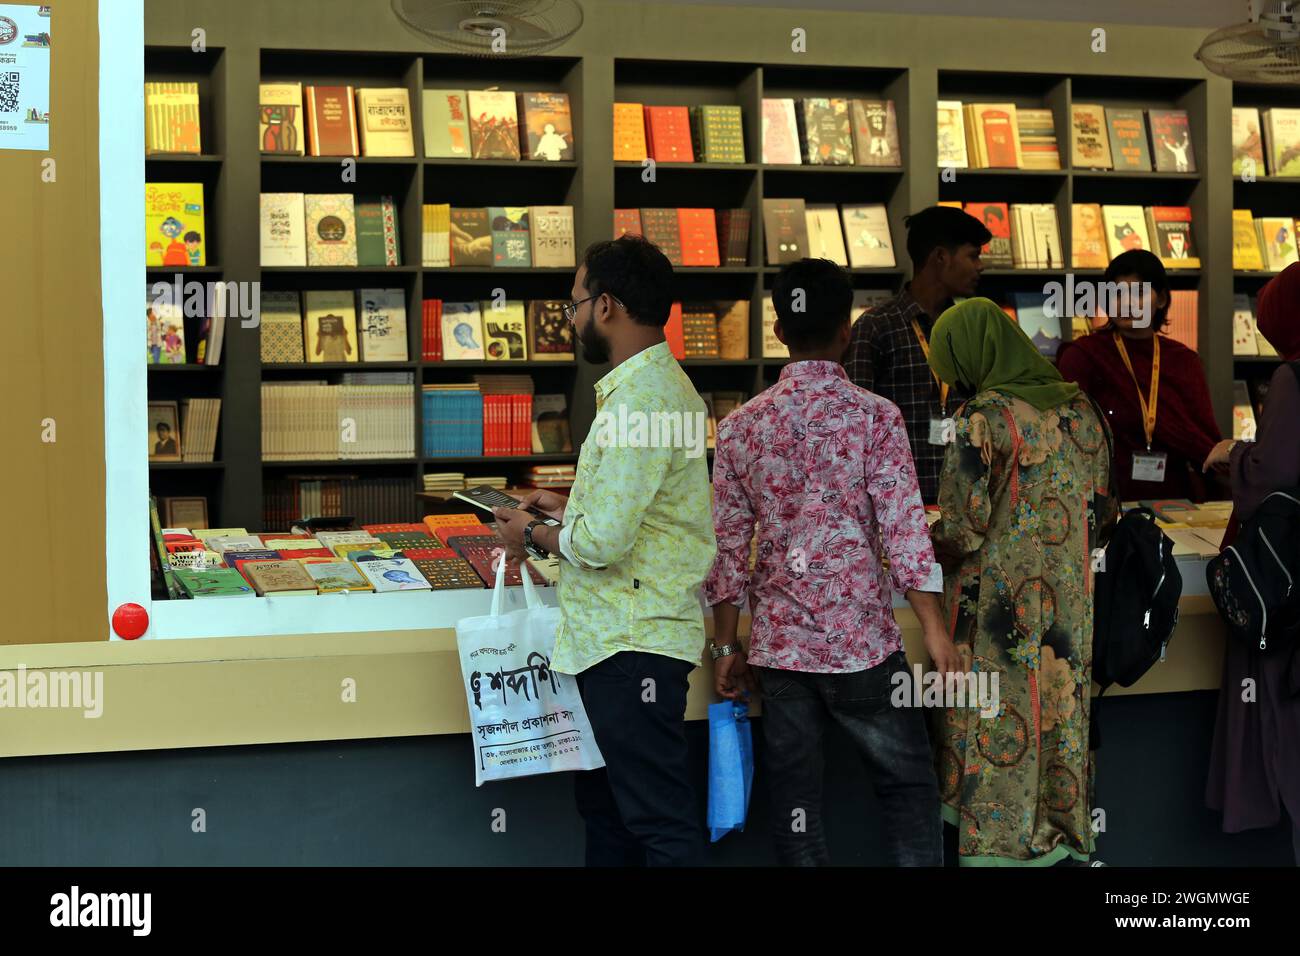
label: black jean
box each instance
[573,651,702,866]
[756,650,942,866]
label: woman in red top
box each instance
[1057,250,1222,502]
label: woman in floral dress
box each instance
[926,298,1117,866]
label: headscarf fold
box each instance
[927,297,1080,411]
[1257,262,1300,361]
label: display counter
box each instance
[0,556,1226,759]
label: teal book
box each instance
[354,195,401,266]
[173,567,257,598]
[489,206,531,267]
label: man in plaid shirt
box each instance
[842,206,990,502]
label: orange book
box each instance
[665,302,685,359]
[645,106,694,163]
[422,513,487,534]
[677,208,720,266]
[613,102,647,161]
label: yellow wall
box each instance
[0,0,106,646]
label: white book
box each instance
[840,203,895,268]
[356,558,432,592]
[260,192,307,267]
[804,204,848,265]
[936,100,968,169]
[441,301,486,360]
[357,288,409,362]
[1232,294,1259,356]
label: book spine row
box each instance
[262,384,415,461]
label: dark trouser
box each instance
[573,651,701,866]
[755,650,942,866]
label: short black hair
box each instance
[580,235,674,327]
[770,258,853,351]
[1103,249,1171,330]
[156,422,171,433]
[903,206,992,268]
[183,231,201,243]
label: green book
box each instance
[700,105,745,163]
[172,567,257,598]
[489,206,531,267]
[354,195,400,266]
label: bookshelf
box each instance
[1230,83,1296,421]
[141,2,1255,542]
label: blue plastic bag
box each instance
[707,698,753,842]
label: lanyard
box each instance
[910,317,949,410]
[1114,334,1160,450]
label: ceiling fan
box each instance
[1196,0,1300,84]
[391,0,584,57]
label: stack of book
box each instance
[524,464,576,489]
[963,202,1064,270]
[1068,104,1196,172]
[425,299,573,361]
[1232,210,1300,272]
[260,289,409,363]
[261,383,415,460]
[259,193,401,268]
[474,374,535,457]
[179,398,221,462]
[422,384,483,457]
[615,207,752,267]
[422,88,573,161]
[1070,204,1199,270]
[424,472,467,494]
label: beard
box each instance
[578,317,612,364]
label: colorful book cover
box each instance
[441,302,485,360]
[840,203,895,268]
[1145,206,1200,268]
[422,89,471,158]
[1105,107,1152,171]
[964,203,1013,267]
[1101,205,1151,260]
[529,206,575,267]
[1071,203,1107,269]
[489,206,531,267]
[613,102,647,161]
[450,207,492,267]
[259,82,304,155]
[699,104,746,163]
[304,561,374,593]
[147,283,186,365]
[761,98,801,165]
[304,193,358,267]
[1148,109,1195,173]
[1232,209,1265,270]
[1263,108,1300,176]
[975,104,1021,168]
[356,558,432,591]
[851,99,901,166]
[678,208,721,267]
[303,290,358,363]
[354,195,401,267]
[480,300,528,360]
[145,81,201,154]
[799,97,854,165]
[520,91,573,161]
[1008,291,1063,357]
[146,183,206,267]
[526,300,573,360]
[357,288,408,362]
[259,291,304,363]
[304,84,359,156]
[1232,107,1265,176]
[467,90,520,159]
[1070,104,1111,169]
[173,568,256,598]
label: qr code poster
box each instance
[0,4,51,151]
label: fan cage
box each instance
[392,0,584,58]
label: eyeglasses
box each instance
[563,293,624,325]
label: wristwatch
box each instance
[523,520,550,560]
[709,641,743,661]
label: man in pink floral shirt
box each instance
[704,258,958,866]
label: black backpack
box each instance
[1093,507,1184,688]
[1082,392,1184,690]
[1206,488,1300,652]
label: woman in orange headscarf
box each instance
[1204,262,1300,863]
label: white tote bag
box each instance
[455,555,605,786]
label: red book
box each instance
[362,523,427,534]
[434,524,493,547]
[402,547,459,561]
[980,109,1017,168]
[677,208,720,266]
[645,106,694,163]
[664,302,685,360]
[614,208,643,239]
[286,547,335,559]
[304,85,359,157]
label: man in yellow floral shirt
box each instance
[495,236,716,866]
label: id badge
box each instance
[928,418,949,446]
[1131,451,1168,483]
